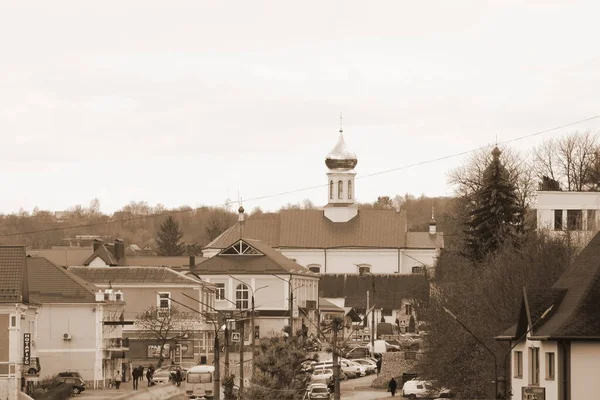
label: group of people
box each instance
[114,365,155,390]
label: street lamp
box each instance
[358,266,375,353]
[443,306,499,399]
[272,274,305,335]
[228,275,269,375]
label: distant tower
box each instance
[429,206,437,235]
[324,120,358,223]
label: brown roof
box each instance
[68,266,202,285]
[0,246,29,303]
[319,274,429,310]
[27,257,100,303]
[83,244,118,266]
[193,239,317,277]
[27,248,93,267]
[499,232,600,340]
[205,209,424,249]
[406,232,444,249]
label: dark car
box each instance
[56,376,86,394]
[57,371,83,379]
[345,346,370,359]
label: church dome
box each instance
[325,132,358,170]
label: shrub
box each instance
[31,382,72,400]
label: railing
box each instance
[103,337,130,350]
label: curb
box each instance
[112,385,181,400]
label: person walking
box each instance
[114,370,122,389]
[175,368,182,387]
[146,366,153,387]
[376,356,382,376]
[388,377,397,397]
[132,366,140,390]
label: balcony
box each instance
[103,337,129,350]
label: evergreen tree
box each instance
[155,216,185,256]
[467,147,524,260]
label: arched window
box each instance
[329,180,333,200]
[348,180,352,200]
[235,284,249,309]
[338,180,343,199]
[307,264,321,274]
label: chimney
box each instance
[189,255,196,268]
[114,239,125,261]
[93,239,103,252]
[429,206,437,235]
[95,290,104,302]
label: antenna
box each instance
[339,112,343,133]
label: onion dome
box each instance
[325,132,358,170]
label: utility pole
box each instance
[224,325,230,377]
[332,323,341,400]
[213,333,220,400]
[366,290,370,343]
[239,319,245,395]
[371,277,375,350]
[288,276,294,335]
[251,295,256,374]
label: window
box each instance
[357,264,371,274]
[221,240,263,255]
[567,209,582,231]
[236,284,249,309]
[530,347,540,385]
[187,372,212,384]
[412,266,424,274]
[329,181,333,200]
[405,304,413,315]
[587,210,596,231]
[215,283,225,300]
[337,180,343,199]
[10,315,16,327]
[307,264,321,274]
[157,292,171,309]
[554,210,563,231]
[514,351,523,378]
[546,352,555,380]
[348,180,352,200]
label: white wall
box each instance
[570,342,600,400]
[88,257,109,267]
[510,339,559,400]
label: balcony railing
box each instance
[103,337,129,350]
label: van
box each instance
[401,380,436,399]
[185,365,214,399]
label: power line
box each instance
[1,114,599,239]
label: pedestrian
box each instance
[388,377,397,397]
[132,366,140,390]
[327,376,335,394]
[376,357,382,376]
[114,370,122,389]
[175,368,182,387]
[146,366,153,387]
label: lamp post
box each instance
[358,267,375,352]
[443,306,499,399]
[272,274,305,336]
[228,275,269,376]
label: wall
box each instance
[570,342,600,400]
[510,339,559,400]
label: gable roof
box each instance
[27,248,93,267]
[83,244,118,266]
[68,266,203,285]
[319,297,344,313]
[319,274,429,310]
[194,239,317,277]
[27,257,100,303]
[205,209,434,249]
[82,243,201,268]
[0,246,29,303]
[498,232,600,340]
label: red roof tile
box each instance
[0,246,29,303]
[68,266,203,285]
[27,257,99,303]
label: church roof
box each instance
[205,209,442,250]
[325,133,358,170]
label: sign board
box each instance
[364,327,370,334]
[293,310,299,318]
[23,333,31,365]
[231,332,241,342]
[522,386,545,400]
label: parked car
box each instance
[306,383,332,399]
[434,388,456,399]
[56,376,86,394]
[351,358,377,375]
[301,360,316,373]
[151,370,172,385]
[340,360,366,378]
[57,371,83,379]
[345,346,370,359]
[401,379,436,399]
[311,369,334,383]
[384,341,402,352]
[395,336,422,351]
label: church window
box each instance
[348,180,352,199]
[338,180,343,199]
[329,180,333,200]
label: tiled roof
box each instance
[319,274,429,310]
[205,209,427,249]
[83,244,118,266]
[0,246,28,303]
[68,266,202,285]
[119,256,204,267]
[193,239,317,277]
[499,232,600,340]
[27,248,93,267]
[27,257,99,303]
[405,232,444,249]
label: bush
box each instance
[31,382,72,400]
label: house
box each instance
[496,231,600,400]
[26,257,126,388]
[0,246,39,400]
[536,190,600,246]
[68,266,216,367]
[192,238,320,339]
[26,247,93,267]
[203,131,443,275]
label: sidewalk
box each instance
[80,378,181,400]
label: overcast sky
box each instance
[2,1,600,214]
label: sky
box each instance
[2,0,600,214]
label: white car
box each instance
[311,368,334,383]
[402,380,436,399]
[351,358,377,374]
[151,370,171,385]
[306,383,331,399]
[340,360,366,378]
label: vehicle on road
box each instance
[57,371,83,380]
[311,368,334,383]
[351,358,377,374]
[433,388,456,399]
[304,383,332,399]
[340,360,366,378]
[345,346,370,359]
[301,360,316,373]
[185,365,214,399]
[56,376,86,394]
[152,370,172,385]
[401,379,436,399]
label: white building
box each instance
[203,130,443,275]
[497,232,600,400]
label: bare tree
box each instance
[135,306,195,368]
[533,131,600,191]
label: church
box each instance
[203,128,444,276]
